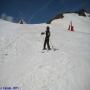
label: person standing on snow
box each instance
[43,26,51,50]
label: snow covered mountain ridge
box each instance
[0,13,90,90]
[47,9,90,24]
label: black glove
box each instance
[41,32,45,35]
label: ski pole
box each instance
[50,38,54,50]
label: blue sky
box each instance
[0,0,90,23]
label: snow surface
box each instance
[0,13,90,90]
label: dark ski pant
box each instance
[43,38,51,50]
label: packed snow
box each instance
[0,13,90,90]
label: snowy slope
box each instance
[0,13,90,90]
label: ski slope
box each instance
[0,13,90,90]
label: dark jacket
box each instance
[46,29,50,39]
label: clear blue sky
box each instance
[0,0,90,23]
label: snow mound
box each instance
[0,13,90,90]
[51,13,90,33]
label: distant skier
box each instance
[42,26,51,50]
[68,21,74,31]
[19,19,24,24]
[68,25,70,30]
[71,25,74,31]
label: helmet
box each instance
[47,26,50,31]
